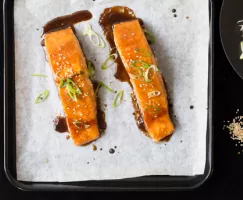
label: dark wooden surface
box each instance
[1,0,242,198]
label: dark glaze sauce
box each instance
[92,80,107,134]
[42,10,92,36]
[99,6,139,83]
[130,92,147,135]
[54,116,68,133]
[109,148,115,154]
[93,144,97,151]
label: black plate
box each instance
[3,0,213,191]
[220,0,243,79]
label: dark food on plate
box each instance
[42,10,92,36]
[113,19,174,141]
[99,6,138,82]
[108,9,174,141]
[45,26,100,146]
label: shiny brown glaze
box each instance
[54,116,68,133]
[42,10,92,36]
[131,92,148,135]
[99,6,138,83]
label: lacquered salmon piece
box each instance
[113,20,174,142]
[45,27,99,145]
[45,27,86,82]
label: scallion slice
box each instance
[60,78,81,102]
[101,53,118,70]
[95,81,115,95]
[59,78,64,87]
[32,74,47,77]
[112,90,124,108]
[240,41,243,60]
[130,60,151,69]
[144,65,159,83]
[143,29,156,44]
[148,90,161,98]
[134,48,152,57]
[87,61,95,78]
[73,120,90,129]
[83,23,105,48]
[144,105,161,114]
[35,90,49,104]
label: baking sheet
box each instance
[14,0,209,182]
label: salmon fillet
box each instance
[45,27,99,145]
[113,20,174,142]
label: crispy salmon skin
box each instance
[45,27,99,145]
[113,20,174,142]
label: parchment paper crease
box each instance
[14,0,209,181]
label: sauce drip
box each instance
[99,6,138,83]
[54,116,68,133]
[42,10,92,36]
[109,148,115,154]
[92,80,107,133]
[130,92,147,135]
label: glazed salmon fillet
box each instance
[45,27,99,145]
[113,20,174,142]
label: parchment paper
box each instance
[15,0,209,181]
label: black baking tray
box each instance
[3,0,214,191]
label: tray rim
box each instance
[3,0,214,191]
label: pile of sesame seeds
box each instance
[224,110,243,143]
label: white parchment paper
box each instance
[15,0,209,181]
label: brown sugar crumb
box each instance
[186,16,189,19]
[93,144,97,151]
[224,113,243,143]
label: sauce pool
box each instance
[42,10,92,36]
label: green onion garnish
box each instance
[148,90,161,98]
[144,65,159,83]
[95,81,115,95]
[101,53,118,70]
[144,105,161,114]
[60,78,81,102]
[112,90,124,108]
[73,120,90,129]
[240,41,243,60]
[130,60,151,69]
[143,29,156,44]
[59,78,64,87]
[87,61,95,78]
[32,74,47,77]
[35,90,49,104]
[83,23,105,48]
[134,48,152,57]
